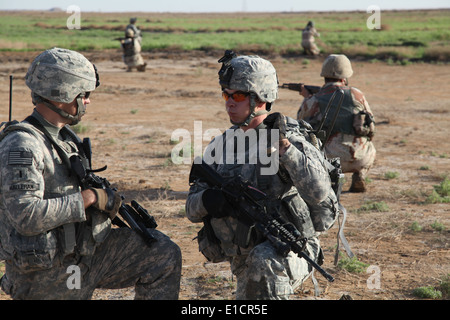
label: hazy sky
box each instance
[1,0,449,12]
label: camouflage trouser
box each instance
[324,134,376,178]
[123,53,145,68]
[230,239,320,300]
[1,228,181,300]
[301,40,320,55]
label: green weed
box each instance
[356,201,389,213]
[440,274,450,299]
[384,171,399,179]
[1,10,449,62]
[70,122,90,134]
[412,286,442,299]
[337,256,369,273]
[410,221,422,232]
[430,220,446,232]
[426,177,450,204]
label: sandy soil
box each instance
[0,49,448,300]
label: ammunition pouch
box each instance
[196,217,227,263]
[10,230,58,273]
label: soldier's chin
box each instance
[228,114,241,123]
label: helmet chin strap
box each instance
[32,93,86,125]
[230,93,269,127]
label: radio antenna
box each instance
[9,75,13,121]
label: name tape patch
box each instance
[10,183,39,191]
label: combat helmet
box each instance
[320,54,353,79]
[25,47,99,125]
[218,50,278,126]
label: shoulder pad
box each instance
[285,116,314,131]
[0,121,41,143]
[284,116,314,135]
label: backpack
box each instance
[268,114,354,263]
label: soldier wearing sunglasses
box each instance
[186,51,338,300]
[0,48,181,299]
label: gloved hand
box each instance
[90,188,122,220]
[264,112,291,155]
[202,189,234,218]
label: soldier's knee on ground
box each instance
[239,242,293,299]
[134,231,182,300]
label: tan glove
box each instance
[90,188,122,220]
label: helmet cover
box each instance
[219,52,278,103]
[320,54,353,79]
[25,47,98,104]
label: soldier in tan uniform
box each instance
[186,52,338,299]
[126,17,142,44]
[0,48,181,299]
[120,19,146,72]
[297,54,376,192]
[302,21,320,56]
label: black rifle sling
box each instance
[24,115,79,253]
[24,115,76,173]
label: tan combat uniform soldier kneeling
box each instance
[301,21,320,56]
[297,54,376,192]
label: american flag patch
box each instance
[8,150,33,165]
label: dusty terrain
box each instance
[0,49,448,300]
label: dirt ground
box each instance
[0,49,448,300]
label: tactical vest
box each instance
[0,118,110,271]
[315,86,357,136]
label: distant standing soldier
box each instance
[301,21,320,56]
[126,17,142,44]
[121,18,146,72]
[297,54,376,192]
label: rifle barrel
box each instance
[280,83,320,94]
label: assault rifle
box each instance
[70,138,158,246]
[189,158,335,282]
[280,83,321,95]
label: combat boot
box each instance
[349,172,366,192]
[137,62,147,72]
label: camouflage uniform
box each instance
[297,54,376,192]
[186,54,338,299]
[126,18,142,44]
[302,21,320,56]
[0,48,181,299]
[122,20,146,72]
